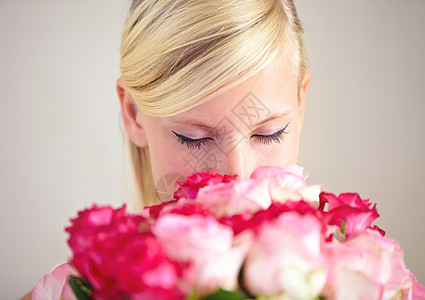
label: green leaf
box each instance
[340,219,347,235]
[202,289,247,300]
[185,292,199,300]
[68,275,93,300]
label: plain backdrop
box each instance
[0,1,424,298]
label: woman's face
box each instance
[118,59,310,202]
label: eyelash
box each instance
[172,131,213,150]
[172,123,289,150]
[251,123,289,145]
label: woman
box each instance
[117,0,310,211]
[23,0,309,298]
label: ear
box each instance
[297,70,311,133]
[116,78,148,148]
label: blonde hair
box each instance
[119,0,309,211]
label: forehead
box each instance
[166,59,299,126]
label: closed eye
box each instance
[172,122,289,149]
[171,130,213,150]
[251,123,290,145]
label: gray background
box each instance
[0,1,423,298]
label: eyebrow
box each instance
[169,112,291,130]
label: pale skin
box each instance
[117,59,311,203]
[21,59,310,300]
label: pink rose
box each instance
[249,165,308,181]
[32,263,77,300]
[142,198,211,219]
[66,204,145,255]
[220,200,323,236]
[194,178,271,217]
[153,213,251,296]
[142,200,178,219]
[173,170,237,201]
[323,229,420,299]
[250,165,322,207]
[66,205,186,300]
[411,271,425,299]
[243,212,327,299]
[319,192,383,239]
[271,184,323,208]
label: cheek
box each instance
[254,122,301,168]
[285,128,301,165]
[147,143,188,203]
[145,131,183,184]
[284,121,301,165]
[147,131,208,200]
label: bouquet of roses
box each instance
[32,165,425,300]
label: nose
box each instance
[218,142,254,180]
